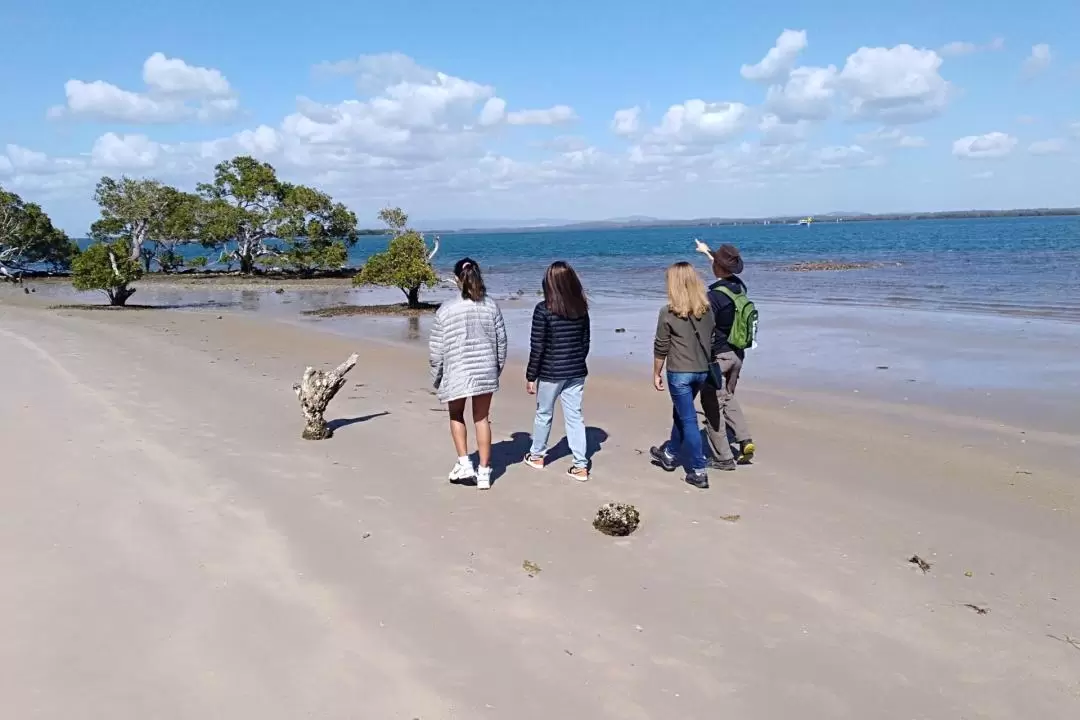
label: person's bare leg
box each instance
[448,399,469,457]
[471,393,493,468]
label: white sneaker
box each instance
[476,466,492,490]
[449,460,476,483]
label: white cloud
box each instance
[5,144,51,171]
[741,29,808,83]
[650,100,748,145]
[1022,44,1052,76]
[972,170,994,179]
[49,53,239,124]
[811,144,881,169]
[939,37,1005,57]
[758,114,810,146]
[478,97,507,126]
[142,52,232,97]
[611,106,642,136]
[317,52,438,92]
[1028,138,1067,156]
[952,132,1017,159]
[940,41,978,57]
[857,126,927,148]
[838,45,950,123]
[766,65,838,121]
[90,133,163,169]
[506,105,576,126]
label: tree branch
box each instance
[427,234,441,262]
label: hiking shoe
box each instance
[524,453,545,470]
[476,466,492,490]
[449,460,476,484]
[708,457,738,472]
[649,446,678,472]
[685,469,710,489]
[566,466,590,482]
[737,440,756,465]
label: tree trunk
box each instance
[292,353,359,440]
[239,253,255,274]
[406,285,421,309]
[107,285,136,306]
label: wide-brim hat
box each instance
[711,244,744,275]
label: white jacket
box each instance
[429,295,507,403]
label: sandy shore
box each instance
[1,296,1078,719]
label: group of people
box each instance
[427,242,757,490]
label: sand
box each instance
[1,296,1078,719]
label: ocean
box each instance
[397,216,1080,321]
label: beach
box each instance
[2,293,1078,719]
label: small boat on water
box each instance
[797,216,814,226]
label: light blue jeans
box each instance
[530,377,588,468]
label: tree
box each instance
[353,207,440,308]
[152,190,201,273]
[91,177,179,270]
[0,187,78,279]
[72,239,142,306]
[196,156,358,274]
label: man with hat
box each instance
[695,240,756,469]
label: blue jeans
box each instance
[530,377,588,468]
[666,371,708,471]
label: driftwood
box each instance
[292,353,358,440]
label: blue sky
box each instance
[1,0,1078,232]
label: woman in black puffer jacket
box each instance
[524,261,592,481]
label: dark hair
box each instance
[542,261,588,319]
[453,257,486,302]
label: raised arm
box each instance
[695,238,714,260]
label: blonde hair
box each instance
[665,262,709,319]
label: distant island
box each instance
[430,207,1080,234]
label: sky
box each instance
[1,0,1078,233]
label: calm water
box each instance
[363,216,1080,321]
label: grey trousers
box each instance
[700,351,752,462]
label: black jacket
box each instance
[526,302,590,382]
[708,276,748,357]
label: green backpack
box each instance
[714,286,758,350]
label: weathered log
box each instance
[292,353,358,440]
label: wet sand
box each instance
[1,295,1078,719]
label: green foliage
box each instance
[195,156,358,273]
[189,255,209,269]
[354,207,438,307]
[377,207,409,234]
[286,241,349,274]
[91,176,183,268]
[0,186,78,273]
[154,190,201,272]
[71,239,143,306]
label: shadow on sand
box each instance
[483,426,610,485]
[327,411,390,433]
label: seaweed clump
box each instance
[593,503,641,536]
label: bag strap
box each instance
[687,314,713,362]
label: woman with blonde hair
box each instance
[649,262,718,489]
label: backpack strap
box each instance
[713,285,741,301]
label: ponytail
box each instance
[453,257,486,302]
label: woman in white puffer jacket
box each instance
[429,257,507,489]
